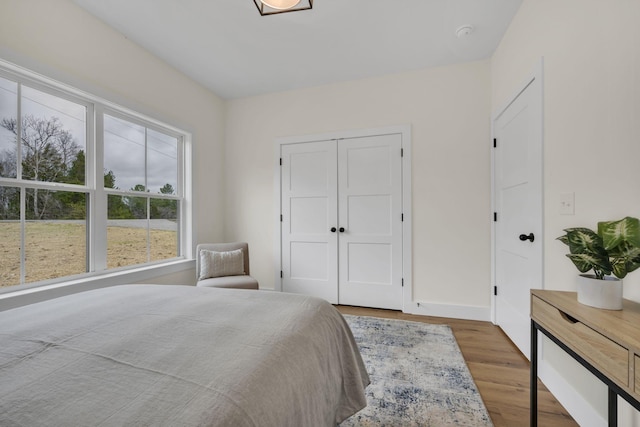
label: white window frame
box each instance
[0,59,193,294]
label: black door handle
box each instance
[330,227,337,233]
[519,233,535,242]
[339,227,345,233]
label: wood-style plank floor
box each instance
[337,305,578,427]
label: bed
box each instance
[0,285,369,426]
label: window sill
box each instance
[0,259,196,312]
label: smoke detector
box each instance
[456,25,474,39]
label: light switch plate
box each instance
[559,192,575,215]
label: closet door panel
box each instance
[347,195,392,234]
[338,134,403,309]
[281,141,338,303]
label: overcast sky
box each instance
[0,76,18,164]
[104,114,177,193]
[0,75,177,194]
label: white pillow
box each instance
[199,249,245,280]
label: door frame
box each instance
[273,125,413,311]
[491,59,545,325]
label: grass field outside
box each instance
[0,221,178,287]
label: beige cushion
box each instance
[197,275,259,290]
[199,249,245,280]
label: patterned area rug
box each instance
[341,316,493,427]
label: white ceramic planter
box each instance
[577,274,623,310]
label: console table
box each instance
[530,290,640,426]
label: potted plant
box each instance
[557,216,640,310]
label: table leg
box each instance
[531,320,538,427]
[608,387,617,427]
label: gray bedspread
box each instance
[0,285,369,426]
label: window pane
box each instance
[0,186,20,287]
[148,129,177,195]
[104,115,145,191]
[150,198,178,262]
[21,86,87,184]
[24,189,87,283]
[107,194,148,268]
[24,186,86,221]
[0,77,18,178]
[0,186,19,220]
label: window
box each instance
[0,66,188,290]
[103,113,180,269]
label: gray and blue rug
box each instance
[341,316,493,427]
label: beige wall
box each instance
[492,0,640,423]
[0,0,226,288]
[225,61,492,310]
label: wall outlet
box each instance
[559,192,575,215]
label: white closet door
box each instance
[281,140,338,303]
[337,134,403,309]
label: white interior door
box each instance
[494,74,543,358]
[281,140,338,303]
[338,134,403,310]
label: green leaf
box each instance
[623,248,640,276]
[608,241,640,258]
[565,254,596,273]
[611,259,628,279]
[606,238,640,279]
[566,253,612,275]
[598,217,640,251]
[565,228,606,255]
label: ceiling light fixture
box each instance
[254,0,313,16]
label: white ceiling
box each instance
[73,0,523,99]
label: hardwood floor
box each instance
[337,305,578,427]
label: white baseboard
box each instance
[258,292,491,321]
[538,359,606,427]
[408,300,491,321]
[262,292,490,321]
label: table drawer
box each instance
[532,295,628,386]
[635,355,640,399]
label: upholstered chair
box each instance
[196,242,259,290]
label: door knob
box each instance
[330,227,337,233]
[339,227,345,233]
[519,233,535,242]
